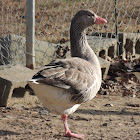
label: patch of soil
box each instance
[0,94,140,140]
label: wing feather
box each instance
[31,58,98,103]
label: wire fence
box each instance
[0,0,140,67]
[0,0,26,66]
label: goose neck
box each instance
[70,25,100,67]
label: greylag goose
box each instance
[27,9,107,139]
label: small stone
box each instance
[127,103,140,107]
[89,110,96,114]
[109,118,112,121]
[118,123,122,126]
[39,109,49,115]
[103,91,108,95]
[90,105,97,107]
[104,103,114,107]
[121,109,126,113]
[102,123,108,126]
[6,115,13,119]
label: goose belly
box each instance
[28,82,80,115]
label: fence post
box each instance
[114,0,119,56]
[26,0,35,69]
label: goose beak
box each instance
[95,14,107,24]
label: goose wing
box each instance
[32,58,97,103]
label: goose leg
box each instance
[61,114,84,139]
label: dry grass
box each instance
[0,0,140,43]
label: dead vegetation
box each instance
[0,0,140,43]
[99,57,140,98]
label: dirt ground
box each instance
[0,93,140,140]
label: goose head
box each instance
[71,9,107,30]
[70,9,107,65]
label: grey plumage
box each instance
[31,57,99,103]
[29,9,102,106]
[26,9,107,139]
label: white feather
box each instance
[86,76,99,100]
[28,81,80,115]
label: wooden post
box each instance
[26,0,35,69]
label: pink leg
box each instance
[61,114,84,139]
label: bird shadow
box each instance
[76,109,140,116]
[0,130,20,136]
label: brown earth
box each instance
[0,93,140,140]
